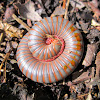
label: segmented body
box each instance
[16,17,83,83]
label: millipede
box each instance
[16,17,84,83]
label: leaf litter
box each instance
[0,0,100,100]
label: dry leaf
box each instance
[27,18,32,27]
[14,0,42,22]
[0,53,5,58]
[88,1,100,20]
[91,19,100,27]
[5,42,10,53]
[0,47,5,52]
[91,19,100,31]
[70,0,85,9]
[3,6,15,22]
[1,42,6,46]
[95,26,100,31]
[11,41,18,49]
[86,92,92,100]
[51,6,65,17]
[0,3,4,13]
[82,44,98,66]
[72,70,90,84]
[63,94,68,99]
[10,59,17,64]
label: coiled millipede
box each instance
[16,17,84,83]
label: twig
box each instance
[7,0,15,7]
[63,0,66,9]
[0,69,10,72]
[44,34,54,38]
[2,60,7,83]
[64,0,70,19]
[77,93,88,98]
[0,49,12,75]
[0,33,4,45]
[12,14,30,31]
[61,0,66,17]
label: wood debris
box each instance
[0,21,24,38]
